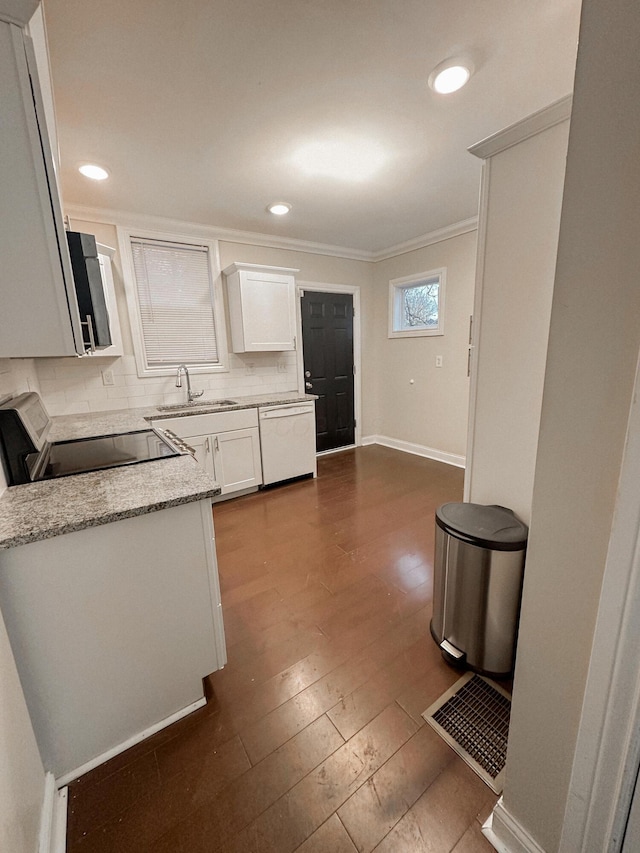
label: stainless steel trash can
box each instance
[430,502,527,678]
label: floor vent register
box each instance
[422,672,511,794]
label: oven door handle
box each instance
[28,444,51,481]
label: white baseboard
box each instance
[361,434,466,468]
[482,798,546,853]
[55,696,207,788]
[39,773,67,853]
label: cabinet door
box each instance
[94,248,124,356]
[189,435,215,478]
[237,271,296,351]
[212,427,262,494]
[0,24,84,357]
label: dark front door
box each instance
[301,291,355,452]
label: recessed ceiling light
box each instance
[428,60,473,94]
[267,202,291,215]
[78,164,109,181]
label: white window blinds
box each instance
[130,238,220,367]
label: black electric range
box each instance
[0,392,189,486]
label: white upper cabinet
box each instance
[223,263,299,353]
[0,20,85,357]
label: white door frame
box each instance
[559,347,640,851]
[296,281,362,449]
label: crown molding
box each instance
[469,94,573,160]
[65,204,478,265]
[371,217,478,262]
[0,0,39,26]
[64,205,374,262]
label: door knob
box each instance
[305,381,313,389]
[305,370,311,378]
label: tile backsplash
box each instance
[0,359,40,403]
[33,351,299,416]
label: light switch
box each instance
[435,356,443,368]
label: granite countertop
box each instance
[0,391,316,549]
[0,456,219,549]
[49,392,317,441]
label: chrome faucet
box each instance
[175,364,204,404]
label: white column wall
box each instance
[465,117,570,524]
[499,0,640,849]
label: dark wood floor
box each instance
[66,446,497,852]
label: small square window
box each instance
[388,268,445,338]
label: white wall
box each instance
[34,217,377,428]
[35,219,298,416]
[465,114,570,524]
[32,211,477,458]
[0,583,46,853]
[498,0,640,849]
[217,240,377,437]
[371,231,476,458]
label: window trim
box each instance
[117,226,229,377]
[388,267,446,338]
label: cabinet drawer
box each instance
[154,407,258,437]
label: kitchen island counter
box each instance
[0,402,228,784]
[0,454,220,549]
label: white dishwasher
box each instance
[258,402,317,485]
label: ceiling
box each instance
[43,0,582,256]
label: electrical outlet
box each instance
[277,361,288,373]
[245,363,256,375]
[101,369,115,386]
[435,355,443,368]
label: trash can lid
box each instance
[435,502,528,551]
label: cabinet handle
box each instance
[215,436,219,452]
[80,315,96,353]
[205,437,210,453]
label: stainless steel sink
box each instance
[156,399,237,412]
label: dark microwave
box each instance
[66,231,112,350]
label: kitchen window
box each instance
[388,268,445,338]
[119,230,228,376]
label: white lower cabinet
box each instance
[189,434,214,475]
[0,499,225,782]
[155,408,263,499]
[213,427,262,495]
